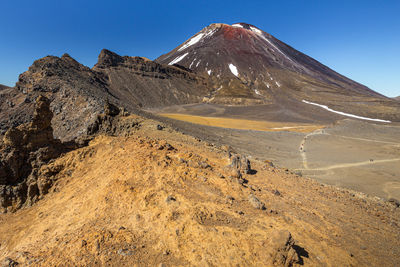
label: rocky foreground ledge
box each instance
[0,96,139,212]
[0,101,398,266]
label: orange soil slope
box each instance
[0,119,399,266]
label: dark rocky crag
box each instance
[0,50,212,142]
[0,54,108,141]
[0,96,73,212]
[92,49,211,108]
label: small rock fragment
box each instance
[166,195,176,203]
[118,248,134,256]
[165,143,174,150]
[199,161,211,169]
[248,194,266,210]
[226,196,235,204]
[388,198,400,208]
[3,257,18,266]
[273,190,281,196]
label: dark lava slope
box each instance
[156,23,400,121]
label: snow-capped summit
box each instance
[156,22,396,121]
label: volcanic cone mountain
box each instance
[157,23,400,122]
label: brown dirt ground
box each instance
[0,117,399,266]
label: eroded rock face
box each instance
[14,54,108,142]
[0,96,145,212]
[85,102,141,138]
[0,96,70,212]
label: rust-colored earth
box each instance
[0,116,399,266]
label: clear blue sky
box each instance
[1,0,399,97]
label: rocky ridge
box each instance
[93,49,211,108]
[0,50,212,142]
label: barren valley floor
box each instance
[153,107,400,200]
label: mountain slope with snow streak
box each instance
[156,22,400,122]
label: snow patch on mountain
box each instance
[250,26,262,34]
[232,24,244,28]
[204,28,217,39]
[178,34,204,52]
[169,53,189,65]
[207,70,212,75]
[189,58,196,69]
[229,64,239,77]
[302,100,391,123]
[275,81,281,87]
[254,89,261,95]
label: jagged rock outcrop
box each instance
[1,50,213,142]
[93,49,211,108]
[228,153,252,174]
[14,53,111,141]
[85,102,141,137]
[0,96,72,212]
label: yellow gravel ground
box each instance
[160,113,324,133]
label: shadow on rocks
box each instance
[292,244,309,265]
